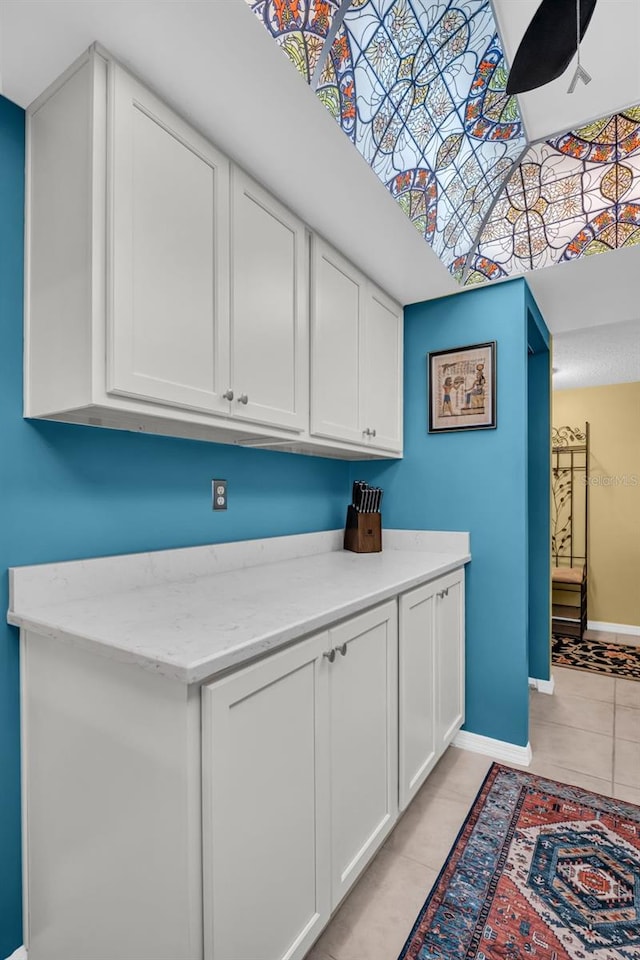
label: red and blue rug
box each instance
[399,764,640,960]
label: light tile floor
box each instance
[306,664,640,960]
[584,627,640,647]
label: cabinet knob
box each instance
[371,428,377,438]
[337,643,348,657]
[222,389,234,401]
[363,428,371,437]
[237,394,249,405]
[323,648,336,663]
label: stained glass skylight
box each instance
[338,1,525,267]
[474,109,640,276]
[248,0,342,84]
[247,0,640,283]
[316,21,357,140]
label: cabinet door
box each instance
[328,601,398,908]
[360,286,403,453]
[108,65,231,414]
[398,581,437,811]
[435,570,465,749]
[202,633,330,960]
[230,170,308,432]
[310,238,364,445]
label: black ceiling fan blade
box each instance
[506,0,598,95]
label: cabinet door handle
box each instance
[363,428,371,437]
[437,590,445,599]
[237,394,249,405]
[371,429,377,438]
[337,643,348,657]
[222,389,234,401]
[437,588,450,599]
[323,648,336,663]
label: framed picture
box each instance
[428,341,496,433]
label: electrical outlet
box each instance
[212,479,227,511]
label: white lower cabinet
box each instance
[201,600,399,959]
[201,632,331,960]
[328,602,398,907]
[398,579,438,811]
[435,570,465,747]
[20,571,464,960]
[202,580,464,959]
[399,568,465,810]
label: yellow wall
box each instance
[553,382,640,628]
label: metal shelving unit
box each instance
[551,423,589,639]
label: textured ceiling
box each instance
[553,318,640,389]
[525,242,640,335]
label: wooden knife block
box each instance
[344,506,382,553]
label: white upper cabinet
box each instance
[361,285,403,452]
[310,240,364,445]
[230,171,308,432]
[108,65,231,414]
[25,46,402,459]
[311,237,403,454]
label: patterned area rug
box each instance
[399,764,640,960]
[552,634,640,680]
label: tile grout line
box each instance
[394,847,446,875]
[612,677,616,793]
[529,715,614,736]
[532,716,614,740]
[535,680,615,706]
[535,759,613,785]
[528,715,615,785]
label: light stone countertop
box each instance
[8,530,470,685]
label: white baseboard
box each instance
[529,675,555,695]
[453,729,532,766]
[588,620,640,637]
[5,947,27,960]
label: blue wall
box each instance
[0,92,552,955]
[356,278,550,748]
[527,292,552,681]
[0,98,350,957]
[0,96,25,960]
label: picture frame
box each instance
[428,341,497,433]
